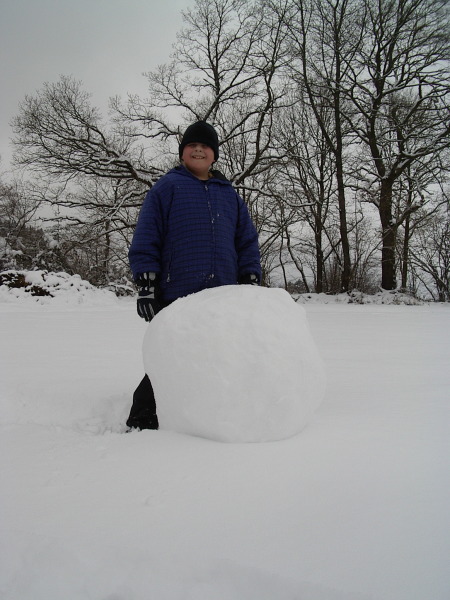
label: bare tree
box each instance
[32,176,148,284]
[395,158,449,291]
[344,0,450,289]
[0,177,69,272]
[285,0,364,291]
[274,98,337,292]
[113,0,292,183]
[408,199,450,301]
[12,76,162,187]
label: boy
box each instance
[126,121,261,430]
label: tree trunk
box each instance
[314,213,324,294]
[401,212,411,290]
[336,161,351,291]
[332,12,351,293]
[104,219,111,284]
[315,236,324,293]
[379,182,397,290]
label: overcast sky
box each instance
[0,0,190,171]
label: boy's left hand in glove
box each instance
[135,272,162,322]
[239,273,260,285]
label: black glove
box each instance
[135,272,162,322]
[239,273,260,285]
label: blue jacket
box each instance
[129,165,261,303]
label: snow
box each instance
[0,270,119,306]
[145,285,326,442]
[1,279,449,600]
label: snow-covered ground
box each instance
[1,277,449,600]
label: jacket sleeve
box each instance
[235,193,262,281]
[128,186,165,280]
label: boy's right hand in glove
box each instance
[135,272,162,322]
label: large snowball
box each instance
[143,286,326,443]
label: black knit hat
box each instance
[179,121,219,161]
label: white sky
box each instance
[0,0,190,171]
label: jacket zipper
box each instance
[205,184,216,281]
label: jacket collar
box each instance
[172,164,231,184]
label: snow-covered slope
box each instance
[1,281,449,600]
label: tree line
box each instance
[1,0,449,300]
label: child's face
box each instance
[181,143,215,178]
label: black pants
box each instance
[126,374,159,430]
[127,299,171,430]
